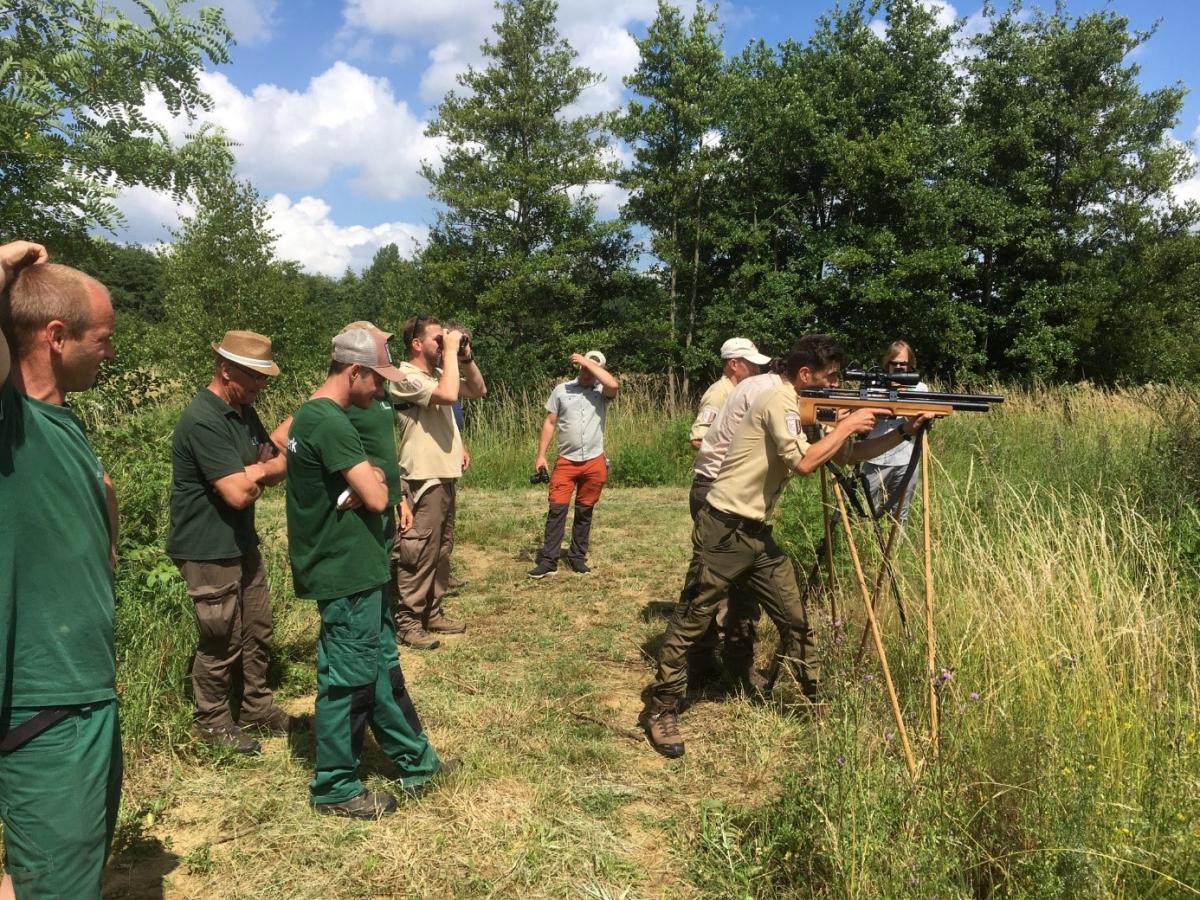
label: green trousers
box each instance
[652,505,819,701]
[0,701,122,899]
[310,587,441,806]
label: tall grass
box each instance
[692,385,1200,897]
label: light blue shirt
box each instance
[547,378,608,462]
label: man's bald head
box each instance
[2,263,105,356]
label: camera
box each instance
[529,465,550,485]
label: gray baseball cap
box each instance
[331,328,405,381]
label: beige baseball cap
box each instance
[720,337,771,366]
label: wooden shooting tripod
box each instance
[816,422,939,779]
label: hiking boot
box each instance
[192,723,261,756]
[639,698,685,758]
[427,615,467,634]
[240,707,310,737]
[315,789,397,820]
[564,557,591,575]
[398,627,441,650]
[527,559,558,578]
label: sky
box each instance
[113,0,1200,277]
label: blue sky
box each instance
[117,0,1200,275]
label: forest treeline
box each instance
[4,0,1200,391]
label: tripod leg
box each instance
[821,467,836,611]
[855,518,902,664]
[921,428,939,758]
[859,468,908,634]
[832,476,918,779]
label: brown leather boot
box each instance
[639,697,685,758]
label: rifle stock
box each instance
[797,395,956,427]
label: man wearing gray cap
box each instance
[167,331,293,755]
[688,338,771,451]
[284,328,455,819]
[528,351,619,578]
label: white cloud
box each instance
[143,62,442,202]
[111,185,194,246]
[211,0,279,46]
[265,194,428,276]
[343,0,680,110]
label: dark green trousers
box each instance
[310,587,441,806]
[0,701,122,899]
[653,505,819,701]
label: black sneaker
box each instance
[565,557,591,575]
[527,559,558,578]
[315,789,398,820]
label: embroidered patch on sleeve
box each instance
[784,412,801,436]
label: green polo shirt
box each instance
[285,398,388,601]
[166,388,272,561]
[0,376,116,708]
[345,396,402,505]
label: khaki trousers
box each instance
[652,505,819,701]
[391,480,455,633]
[175,551,274,728]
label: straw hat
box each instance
[212,330,279,376]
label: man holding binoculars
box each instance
[389,315,486,649]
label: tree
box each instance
[160,168,317,387]
[956,4,1198,379]
[0,0,233,249]
[420,0,633,388]
[619,0,728,397]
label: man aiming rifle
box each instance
[641,335,937,758]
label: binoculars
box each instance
[434,333,470,354]
[529,466,550,485]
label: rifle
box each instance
[797,367,1004,426]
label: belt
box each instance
[703,503,770,534]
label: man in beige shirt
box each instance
[688,337,771,450]
[641,335,934,758]
[389,315,486,649]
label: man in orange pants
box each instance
[528,351,619,577]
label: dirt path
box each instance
[104,487,816,899]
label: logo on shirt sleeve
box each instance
[700,407,718,425]
[784,412,801,436]
[287,437,298,454]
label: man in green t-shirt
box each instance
[284,328,455,819]
[167,331,297,755]
[1,243,123,899]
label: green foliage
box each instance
[0,0,234,249]
[420,0,636,389]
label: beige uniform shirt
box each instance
[389,361,464,481]
[706,384,821,523]
[688,376,734,444]
[694,373,783,480]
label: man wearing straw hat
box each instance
[285,327,455,819]
[167,331,296,755]
[528,351,620,578]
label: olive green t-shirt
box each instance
[0,376,116,708]
[166,388,273,561]
[284,398,388,600]
[345,395,402,505]
[707,384,818,523]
